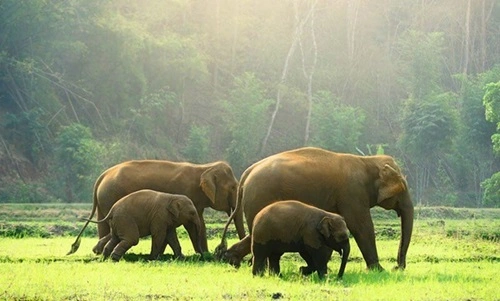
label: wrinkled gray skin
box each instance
[89,189,203,261]
[251,201,350,279]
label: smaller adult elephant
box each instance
[252,201,350,279]
[89,189,203,261]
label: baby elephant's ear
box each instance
[167,198,181,218]
[318,217,333,238]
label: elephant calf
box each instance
[90,189,203,261]
[251,201,350,279]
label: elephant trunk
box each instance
[185,222,203,255]
[397,190,414,269]
[337,240,350,278]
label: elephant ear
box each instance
[318,217,333,238]
[200,168,217,205]
[167,199,181,219]
[378,164,406,205]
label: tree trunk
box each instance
[261,1,315,154]
[463,0,471,76]
[300,0,318,145]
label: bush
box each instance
[481,172,500,208]
[53,123,104,202]
[0,180,55,203]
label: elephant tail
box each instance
[80,216,108,224]
[66,173,104,255]
[215,167,250,260]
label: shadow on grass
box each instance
[120,252,208,263]
[0,251,212,264]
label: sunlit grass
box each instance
[0,205,498,300]
[0,235,498,301]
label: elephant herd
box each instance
[68,146,414,279]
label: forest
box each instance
[0,0,499,207]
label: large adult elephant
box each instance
[68,160,245,255]
[216,147,414,271]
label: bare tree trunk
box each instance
[346,0,360,63]
[260,1,315,154]
[463,0,471,76]
[298,0,318,145]
[230,2,239,75]
[212,0,221,94]
[480,0,495,72]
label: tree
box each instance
[453,68,499,206]
[54,124,104,202]
[183,125,210,164]
[397,31,445,99]
[400,94,458,205]
[309,91,365,153]
[481,80,500,207]
[483,81,500,154]
[222,72,272,175]
[481,173,500,207]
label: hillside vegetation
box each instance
[1,1,500,207]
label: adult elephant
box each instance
[68,160,245,255]
[216,147,414,271]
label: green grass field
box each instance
[0,204,499,300]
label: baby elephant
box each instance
[90,189,203,261]
[251,200,350,279]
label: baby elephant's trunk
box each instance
[337,240,350,278]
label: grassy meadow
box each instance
[0,204,498,300]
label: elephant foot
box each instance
[111,253,122,262]
[367,262,385,272]
[174,254,185,261]
[148,254,162,261]
[93,245,103,255]
[299,266,315,276]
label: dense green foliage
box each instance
[0,0,499,206]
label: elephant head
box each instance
[318,216,350,278]
[168,196,204,254]
[375,163,414,269]
[200,162,245,239]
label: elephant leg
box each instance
[110,220,140,261]
[111,238,138,261]
[311,249,332,279]
[197,211,209,253]
[165,229,184,259]
[268,253,282,276]
[103,235,120,259]
[312,257,328,279]
[342,208,383,271]
[298,251,316,276]
[149,230,168,260]
[251,243,268,276]
[93,232,111,255]
[224,235,252,268]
